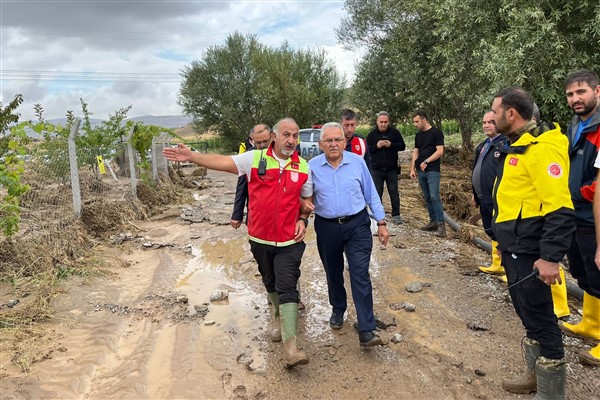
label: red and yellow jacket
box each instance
[492,123,575,262]
[247,145,309,247]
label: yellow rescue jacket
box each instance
[492,123,575,262]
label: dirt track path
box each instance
[1,170,598,400]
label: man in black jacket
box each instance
[472,111,508,275]
[366,111,406,224]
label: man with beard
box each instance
[491,87,574,398]
[561,69,600,366]
[163,118,313,368]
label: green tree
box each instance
[338,0,600,147]
[0,94,30,238]
[179,32,345,150]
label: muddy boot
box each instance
[502,338,539,394]
[280,302,309,368]
[420,221,437,231]
[578,343,600,367]
[435,222,446,237]
[267,292,282,342]
[533,356,566,400]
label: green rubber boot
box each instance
[533,356,566,400]
[280,302,309,368]
[267,292,281,342]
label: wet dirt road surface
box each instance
[1,169,598,400]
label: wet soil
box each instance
[1,168,598,400]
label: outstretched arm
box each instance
[163,144,238,174]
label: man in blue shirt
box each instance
[305,122,389,347]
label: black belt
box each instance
[318,209,366,224]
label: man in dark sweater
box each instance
[409,110,446,237]
[366,111,406,224]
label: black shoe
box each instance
[420,221,438,231]
[359,331,383,347]
[329,312,344,329]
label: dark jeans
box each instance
[502,252,564,359]
[371,169,400,216]
[314,209,376,332]
[250,240,305,304]
[417,170,444,223]
[566,226,600,298]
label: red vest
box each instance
[349,136,367,156]
[247,145,309,246]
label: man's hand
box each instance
[163,143,192,162]
[595,247,600,271]
[410,169,417,179]
[230,220,242,229]
[533,259,561,286]
[377,140,391,149]
[378,225,389,248]
[294,220,307,242]
[419,161,428,171]
[300,198,315,215]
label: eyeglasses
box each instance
[321,138,346,144]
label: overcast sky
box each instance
[1,0,361,121]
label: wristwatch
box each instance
[299,217,309,227]
[423,160,429,164]
[377,221,387,226]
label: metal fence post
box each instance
[126,126,137,197]
[68,118,82,217]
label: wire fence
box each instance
[10,119,173,240]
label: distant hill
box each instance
[42,115,193,129]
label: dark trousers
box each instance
[477,197,495,240]
[250,240,305,304]
[566,226,600,298]
[502,252,564,359]
[371,169,400,216]
[314,209,376,332]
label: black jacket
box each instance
[471,134,508,207]
[231,145,255,221]
[366,127,406,172]
[567,106,600,227]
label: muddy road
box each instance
[1,170,598,400]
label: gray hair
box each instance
[377,111,389,119]
[320,122,344,139]
[273,118,298,136]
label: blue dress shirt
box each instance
[309,151,386,221]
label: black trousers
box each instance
[477,197,495,240]
[314,209,376,332]
[502,252,564,359]
[250,240,305,304]
[566,225,600,298]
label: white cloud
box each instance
[1,0,359,121]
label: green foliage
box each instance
[339,0,600,147]
[131,122,173,184]
[0,94,30,238]
[179,32,346,150]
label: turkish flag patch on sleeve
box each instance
[508,157,519,166]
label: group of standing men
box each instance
[470,70,600,399]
